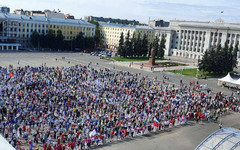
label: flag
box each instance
[30,140,33,150]
[9,72,14,77]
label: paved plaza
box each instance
[0,52,233,96]
[0,52,239,150]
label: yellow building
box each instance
[99,22,155,50]
[0,12,95,49]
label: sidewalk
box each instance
[110,61,197,72]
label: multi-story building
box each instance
[156,19,240,60]
[99,22,155,50]
[149,20,169,27]
[85,16,140,25]
[0,11,95,50]
[0,7,10,14]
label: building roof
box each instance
[99,22,154,30]
[0,13,95,27]
[195,128,240,150]
[170,20,240,31]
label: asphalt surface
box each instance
[0,52,239,150]
[0,52,233,95]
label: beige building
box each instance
[99,22,155,50]
[0,11,95,49]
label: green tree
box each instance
[31,30,40,48]
[148,43,153,57]
[132,32,137,56]
[135,33,142,57]
[45,29,56,50]
[118,32,124,57]
[125,31,133,57]
[233,41,239,68]
[199,41,238,74]
[141,34,148,56]
[39,34,46,48]
[75,32,85,50]
[158,34,166,58]
[152,36,159,57]
[56,30,64,50]
[88,20,104,48]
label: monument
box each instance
[149,47,155,66]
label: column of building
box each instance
[192,31,196,53]
[196,31,200,53]
[189,31,193,51]
[200,32,205,53]
[177,30,182,50]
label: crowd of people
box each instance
[0,64,239,150]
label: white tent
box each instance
[232,78,240,86]
[0,134,15,150]
[218,73,236,86]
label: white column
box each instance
[29,23,31,38]
[20,21,23,38]
[212,32,216,47]
[185,31,189,51]
[17,22,19,38]
[93,28,95,36]
[181,30,185,50]
[177,30,182,50]
[192,31,196,52]
[200,32,205,53]
[90,28,93,37]
[40,24,43,34]
[81,26,84,33]
[196,32,200,52]
[44,24,47,34]
[84,26,87,37]
[32,23,35,32]
[36,23,39,33]
[24,22,27,38]
[189,31,193,51]
[216,32,220,45]
[234,34,237,46]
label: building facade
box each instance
[0,7,10,14]
[0,12,95,50]
[149,20,169,27]
[85,16,140,25]
[156,19,240,60]
[99,22,155,50]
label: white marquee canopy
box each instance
[218,73,236,86]
[0,134,15,150]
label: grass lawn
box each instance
[167,68,222,78]
[110,57,165,62]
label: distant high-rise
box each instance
[84,16,140,25]
[148,20,169,27]
[0,7,10,14]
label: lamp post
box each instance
[196,58,200,79]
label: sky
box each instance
[1,0,240,23]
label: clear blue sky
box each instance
[1,0,240,23]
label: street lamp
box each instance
[196,58,200,79]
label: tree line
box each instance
[31,29,99,51]
[118,31,166,58]
[199,41,239,74]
